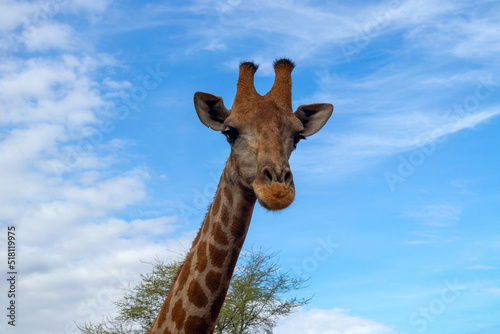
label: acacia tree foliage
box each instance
[78,257,183,334]
[78,248,310,334]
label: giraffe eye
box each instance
[222,127,239,144]
[293,134,305,148]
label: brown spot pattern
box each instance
[210,292,227,322]
[205,270,222,293]
[184,315,209,333]
[202,222,209,234]
[156,291,172,328]
[187,279,208,308]
[220,203,230,227]
[193,218,206,246]
[231,216,247,243]
[224,168,231,180]
[224,186,233,206]
[229,248,241,272]
[209,243,227,268]
[171,263,183,287]
[171,299,186,330]
[212,191,221,216]
[195,241,208,272]
[213,223,228,246]
[177,253,193,291]
[241,200,254,217]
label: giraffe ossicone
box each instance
[148,58,333,334]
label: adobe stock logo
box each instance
[340,0,401,63]
[384,74,497,192]
[292,236,339,275]
[399,278,466,334]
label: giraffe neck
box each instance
[148,158,257,334]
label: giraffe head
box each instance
[194,59,332,211]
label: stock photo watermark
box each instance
[51,64,168,180]
[399,278,466,334]
[292,235,339,275]
[385,74,497,192]
[5,226,17,327]
[214,0,243,19]
[340,0,401,63]
[173,170,221,222]
[8,0,70,43]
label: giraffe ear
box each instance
[194,92,231,131]
[294,103,333,137]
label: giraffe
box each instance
[147,59,333,334]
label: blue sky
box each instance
[0,0,499,333]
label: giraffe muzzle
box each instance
[253,164,295,211]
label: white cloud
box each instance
[0,56,104,127]
[275,308,393,334]
[402,232,444,245]
[0,2,178,333]
[24,22,76,51]
[454,18,500,58]
[482,288,500,296]
[70,0,113,13]
[147,0,473,67]
[0,39,173,332]
[403,3,500,60]
[5,226,195,334]
[389,0,457,26]
[0,0,111,52]
[291,55,499,181]
[60,168,149,212]
[404,204,462,227]
[0,0,36,31]
[293,105,500,181]
[467,265,496,270]
[403,240,431,245]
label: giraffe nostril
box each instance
[264,169,273,183]
[284,170,292,185]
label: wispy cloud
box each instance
[467,265,496,270]
[135,0,500,70]
[404,204,462,227]
[293,60,498,181]
[405,3,500,60]
[402,231,445,245]
[403,240,432,245]
[24,22,76,51]
[482,287,500,296]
